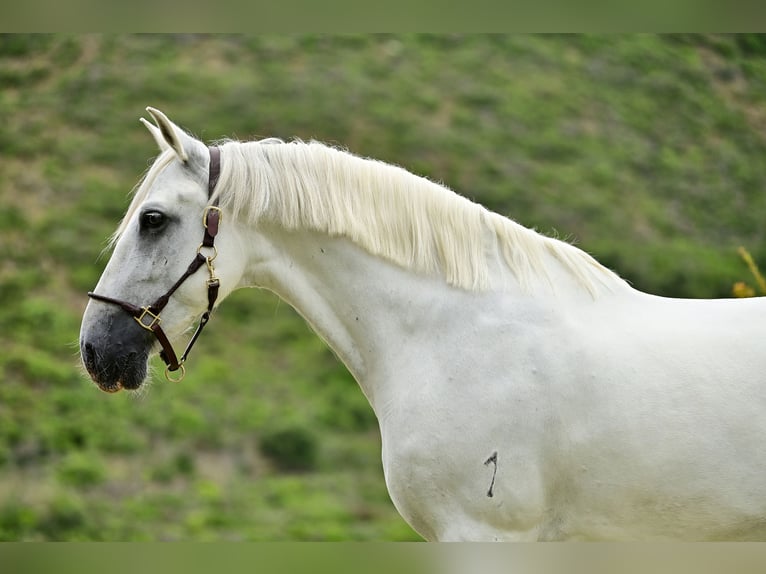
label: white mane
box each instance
[213,139,625,296]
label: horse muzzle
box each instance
[80,306,153,392]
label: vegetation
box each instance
[2,34,766,540]
[733,246,766,297]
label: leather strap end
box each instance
[153,324,180,370]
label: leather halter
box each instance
[88,146,222,383]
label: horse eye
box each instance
[141,211,167,230]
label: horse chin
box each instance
[93,370,146,393]
[97,381,124,393]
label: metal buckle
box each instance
[135,307,161,331]
[202,205,222,228]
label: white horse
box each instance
[80,108,766,541]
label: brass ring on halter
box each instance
[196,243,218,262]
[164,363,186,383]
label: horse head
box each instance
[80,108,244,392]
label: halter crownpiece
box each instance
[87,146,222,383]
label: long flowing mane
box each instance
[213,139,624,296]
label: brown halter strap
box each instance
[88,146,222,382]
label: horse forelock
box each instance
[212,139,625,296]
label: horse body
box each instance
[267,232,766,540]
[80,108,766,540]
[555,293,766,541]
[367,290,766,540]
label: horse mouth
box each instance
[80,341,149,393]
[87,368,145,393]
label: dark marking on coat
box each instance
[484,451,498,498]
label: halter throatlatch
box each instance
[88,146,222,383]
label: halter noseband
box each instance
[88,146,222,383]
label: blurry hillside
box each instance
[2,34,766,540]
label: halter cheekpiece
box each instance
[88,146,223,383]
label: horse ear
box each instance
[140,117,170,153]
[143,107,198,164]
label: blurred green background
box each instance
[1,34,766,541]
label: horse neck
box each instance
[236,220,629,412]
[239,224,521,409]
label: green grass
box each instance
[2,34,766,540]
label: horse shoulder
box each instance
[373,294,574,540]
